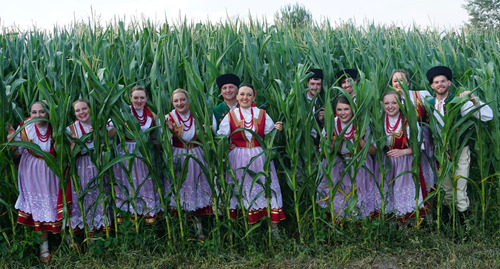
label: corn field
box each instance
[1,18,499,262]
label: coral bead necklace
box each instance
[385,113,402,133]
[175,110,193,131]
[239,108,254,129]
[35,124,51,142]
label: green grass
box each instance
[2,220,499,268]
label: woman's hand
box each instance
[166,117,174,130]
[275,121,283,131]
[7,124,15,141]
[318,108,325,123]
[7,124,20,154]
[387,148,412,158]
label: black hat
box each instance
[216,73,240,89]
[426,66,452,84]
[307,69,323,80]
[335,69,358,81]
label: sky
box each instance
[1,0,470,31]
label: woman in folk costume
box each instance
[67,99,109,236]
[7,101,60,263]
[317,95,377,219]
[165,88,212,240]
[390,70,434,214]
[110,85,160,224]
[217,84,285,232]
[382,91,424,223]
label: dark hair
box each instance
[72,99,91,112]
[130,85,147,97]
[383,90,402,102]
[336,95,350,107]
[31,100,48,111]
[390,69,410,86]
[30,100,50,119]
[238,84,256,95]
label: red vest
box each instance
[387,119,409,150]
[168,113,199,149]
[412,91,425,122]
[229,109,266,148]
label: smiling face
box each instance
[430,75,451,98]
[130,89,147,110]
[31,102,49,127]
[340,77,356,96]
[306,78,322,98]
[237,86,255,109]
[172,92,190,114]
[336,102,353,124]
[220,83,238,102]
[383,93,401,118]
[391,72,409,92]
[73,101,91,124]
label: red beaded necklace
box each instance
[385,113,402,133]
[175,110,193,131]
[35,123,51,142]
[131,105,148,126]
[337,118,354,139]
[78,121,94,143]
[239,108,254,129]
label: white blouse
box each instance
[167,109,196,142]
[322,117,373,155]
[14,122,52,153]
[217,107,275,142]
[107,106,153,132]
[66,120,95,153]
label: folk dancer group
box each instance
[6,66,493,262]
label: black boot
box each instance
[456,210,471,242]
[457,211,466,226]
[440,204,451,226]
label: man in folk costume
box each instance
[306,68,325,144]
[425,66,493,223]
[213,73,241,131]
[335,68,358,100]
[211,74,240,214]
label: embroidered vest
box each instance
[387,119,409,150]
[168,113,199,149]
[412,91,426,122]
[229,109,266,148]
[213,102,231,129]
[19,118,56,159]
[125,108,156,142]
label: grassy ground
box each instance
[2,214,499,268]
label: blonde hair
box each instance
[171,88,189,102]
